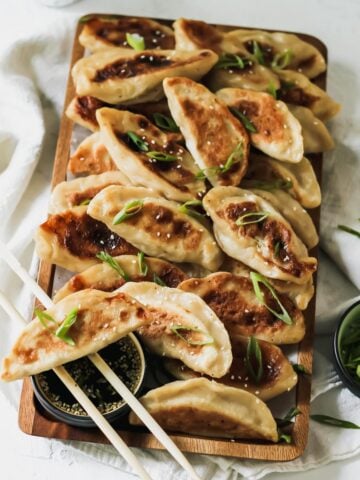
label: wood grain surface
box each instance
[18,13,327,461]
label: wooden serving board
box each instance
[18,13,327,461]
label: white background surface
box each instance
[0,0,360,479]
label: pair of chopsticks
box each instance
[0,241,201,480]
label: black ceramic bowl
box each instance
[333,300,360,398]
[31,333,146,427]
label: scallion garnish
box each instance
[245,336,263,383]
[178,200,204,220]
[267,81,278,99]
[276,407,302,428]
[292,363,308,374]
[195,142,243,180]
[250,271,293,324]
[153,273,166,286]
[337,224,360,238]
[235,211,269,226]
[247,178,293,191]
[113,200,144,225]
[35,308,56,328]
[55,308,78,346]
[137,251,148,276]
[146,151,178,162]
[274,240,281,258]
[271,49,293,70]
[153,113,180,132]
[252,41,265,65]
[310,415,360,429]
[78,198,91,206]
[278,433,292,443]
[170,325,214,346]
[230,108,258,133]
[215,53,248,70]
[96,251,130,281]
[126,131,149,152]
[125,32,145,51]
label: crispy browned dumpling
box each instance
[72,48,218,105]
[1,289,150,382]
[173,18,224,52]
[164,76,250,186]
[178,272,305,344]
[68,132,118,175]
[35,206,137,272]
[129,378,278,441]
[217,87,303,163]
[164,335,298,401]
[53,255,187,302]
[79,16,175,52]
[96,108,206,202]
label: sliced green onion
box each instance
[215,53,247,70]
[170,324,214,346]
[267,81,278,99]
[247,178,293,191]
[230,108,258,133]
[178,200,205,220]
[271,49,293,70]
[35,308,56,328]
[245,336,263,383]
[337,224,360,238]
[113,200,144,225]
[310,415,360,429]
[137,251,148,276]
[252,41,265,65]
[274,240,281,258]
[236,211,269,226]
[292,363,308,374]
[126,32,145,51]
[276,407,301,428]
[126,131,149,152]
[153,113,180,132]
[221,142,243,174]
[278,433,292,443]
[195,167,216,180]
[78,198,91,206]
[96,251,130,281]
[153,273,166,286]
[55,308,78,346]
[250,271,293,325]
[146,151,178,162]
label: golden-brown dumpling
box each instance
[216,87,303,163]
[79,16,175,52]
[96,107,206,202]
[72,48,218,105]
[203,186,317,284]
[129,377,278,441]
[164,76,250,186]
[87,185,223,271]
[120,282,232,378]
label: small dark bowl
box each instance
[333,300,360,398]
[32,333,146,427]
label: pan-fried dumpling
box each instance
[35,206,138,272]
[288,105,335,153]
[242,153,321,209]
[178,272,305,344]
[49,172,131,214]
[72,48,218,105]
[53,255,187,302]
[68,132,117,175]
[1,289,150,382]
[203,186,317,284]
[277,70,341,121]
[173,18,224,52]
[96,108,206,202]
[129,377,278,441]
[79,16,175,52]
[164,77,249,186]
[222,257,314,311]
[225,29,326,79]
[120,282,232,377]
[88,185,223,271]
[216,87,303,163]
[164,335,298,400]
[251,189,319,249]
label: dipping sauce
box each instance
[339,313,360,383]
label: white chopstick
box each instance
[0,291,152,480]
[0,242,202,480]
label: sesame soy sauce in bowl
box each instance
[32,333,146,427]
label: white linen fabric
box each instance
[0,1,359,479]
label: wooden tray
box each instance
[18,13,327,461]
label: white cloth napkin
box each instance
[0,4,360,479]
